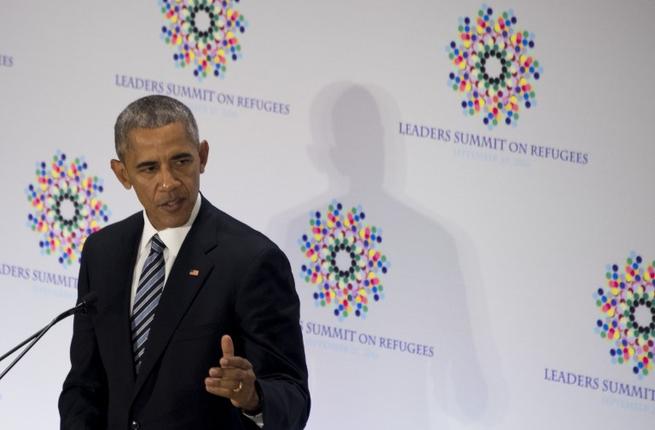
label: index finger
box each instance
[219,356,253,370]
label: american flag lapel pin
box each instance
[189,269,200,277]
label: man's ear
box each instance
[199,140,209,174]
[110,159,132,190]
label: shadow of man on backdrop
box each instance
[269,83,493,429]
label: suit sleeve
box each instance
[235,245,310,430]
[58,242,108,430]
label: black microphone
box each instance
[55,291,98,322]
[0,291,98,381]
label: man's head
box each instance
[111,95,209,230]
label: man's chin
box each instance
[151,206,193,230]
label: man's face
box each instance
[111,121,209,230]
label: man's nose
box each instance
[158,166,181,191]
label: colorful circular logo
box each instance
[299,201,390,320]
[159,0,248,80]
[25,152,111,268]
[593,253,654,378]
[447,4,542,128]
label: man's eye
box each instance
[176,158,192,165]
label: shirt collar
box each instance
[140,193,202,257]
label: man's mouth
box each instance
[159,197,185,211]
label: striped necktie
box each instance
[131,234,166,374]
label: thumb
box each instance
[221,334,235,359]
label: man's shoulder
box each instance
[84,210,143,250]
[202,201,281,258]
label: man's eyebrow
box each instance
[135,160,158,169]
[171,152,193,160]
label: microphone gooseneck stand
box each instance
[0,292,97,381]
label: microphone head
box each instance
[78,291,98,315]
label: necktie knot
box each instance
[150,234,166,254]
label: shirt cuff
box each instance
[242,410,264,428]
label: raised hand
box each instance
[204,335,260,412]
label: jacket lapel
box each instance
[132,199,218,398]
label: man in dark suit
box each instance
[58,95,310,429]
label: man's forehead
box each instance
[124,141,196,166]
[126,122,195,148]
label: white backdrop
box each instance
[1,0,654,428]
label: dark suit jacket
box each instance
[59,197,310,429]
